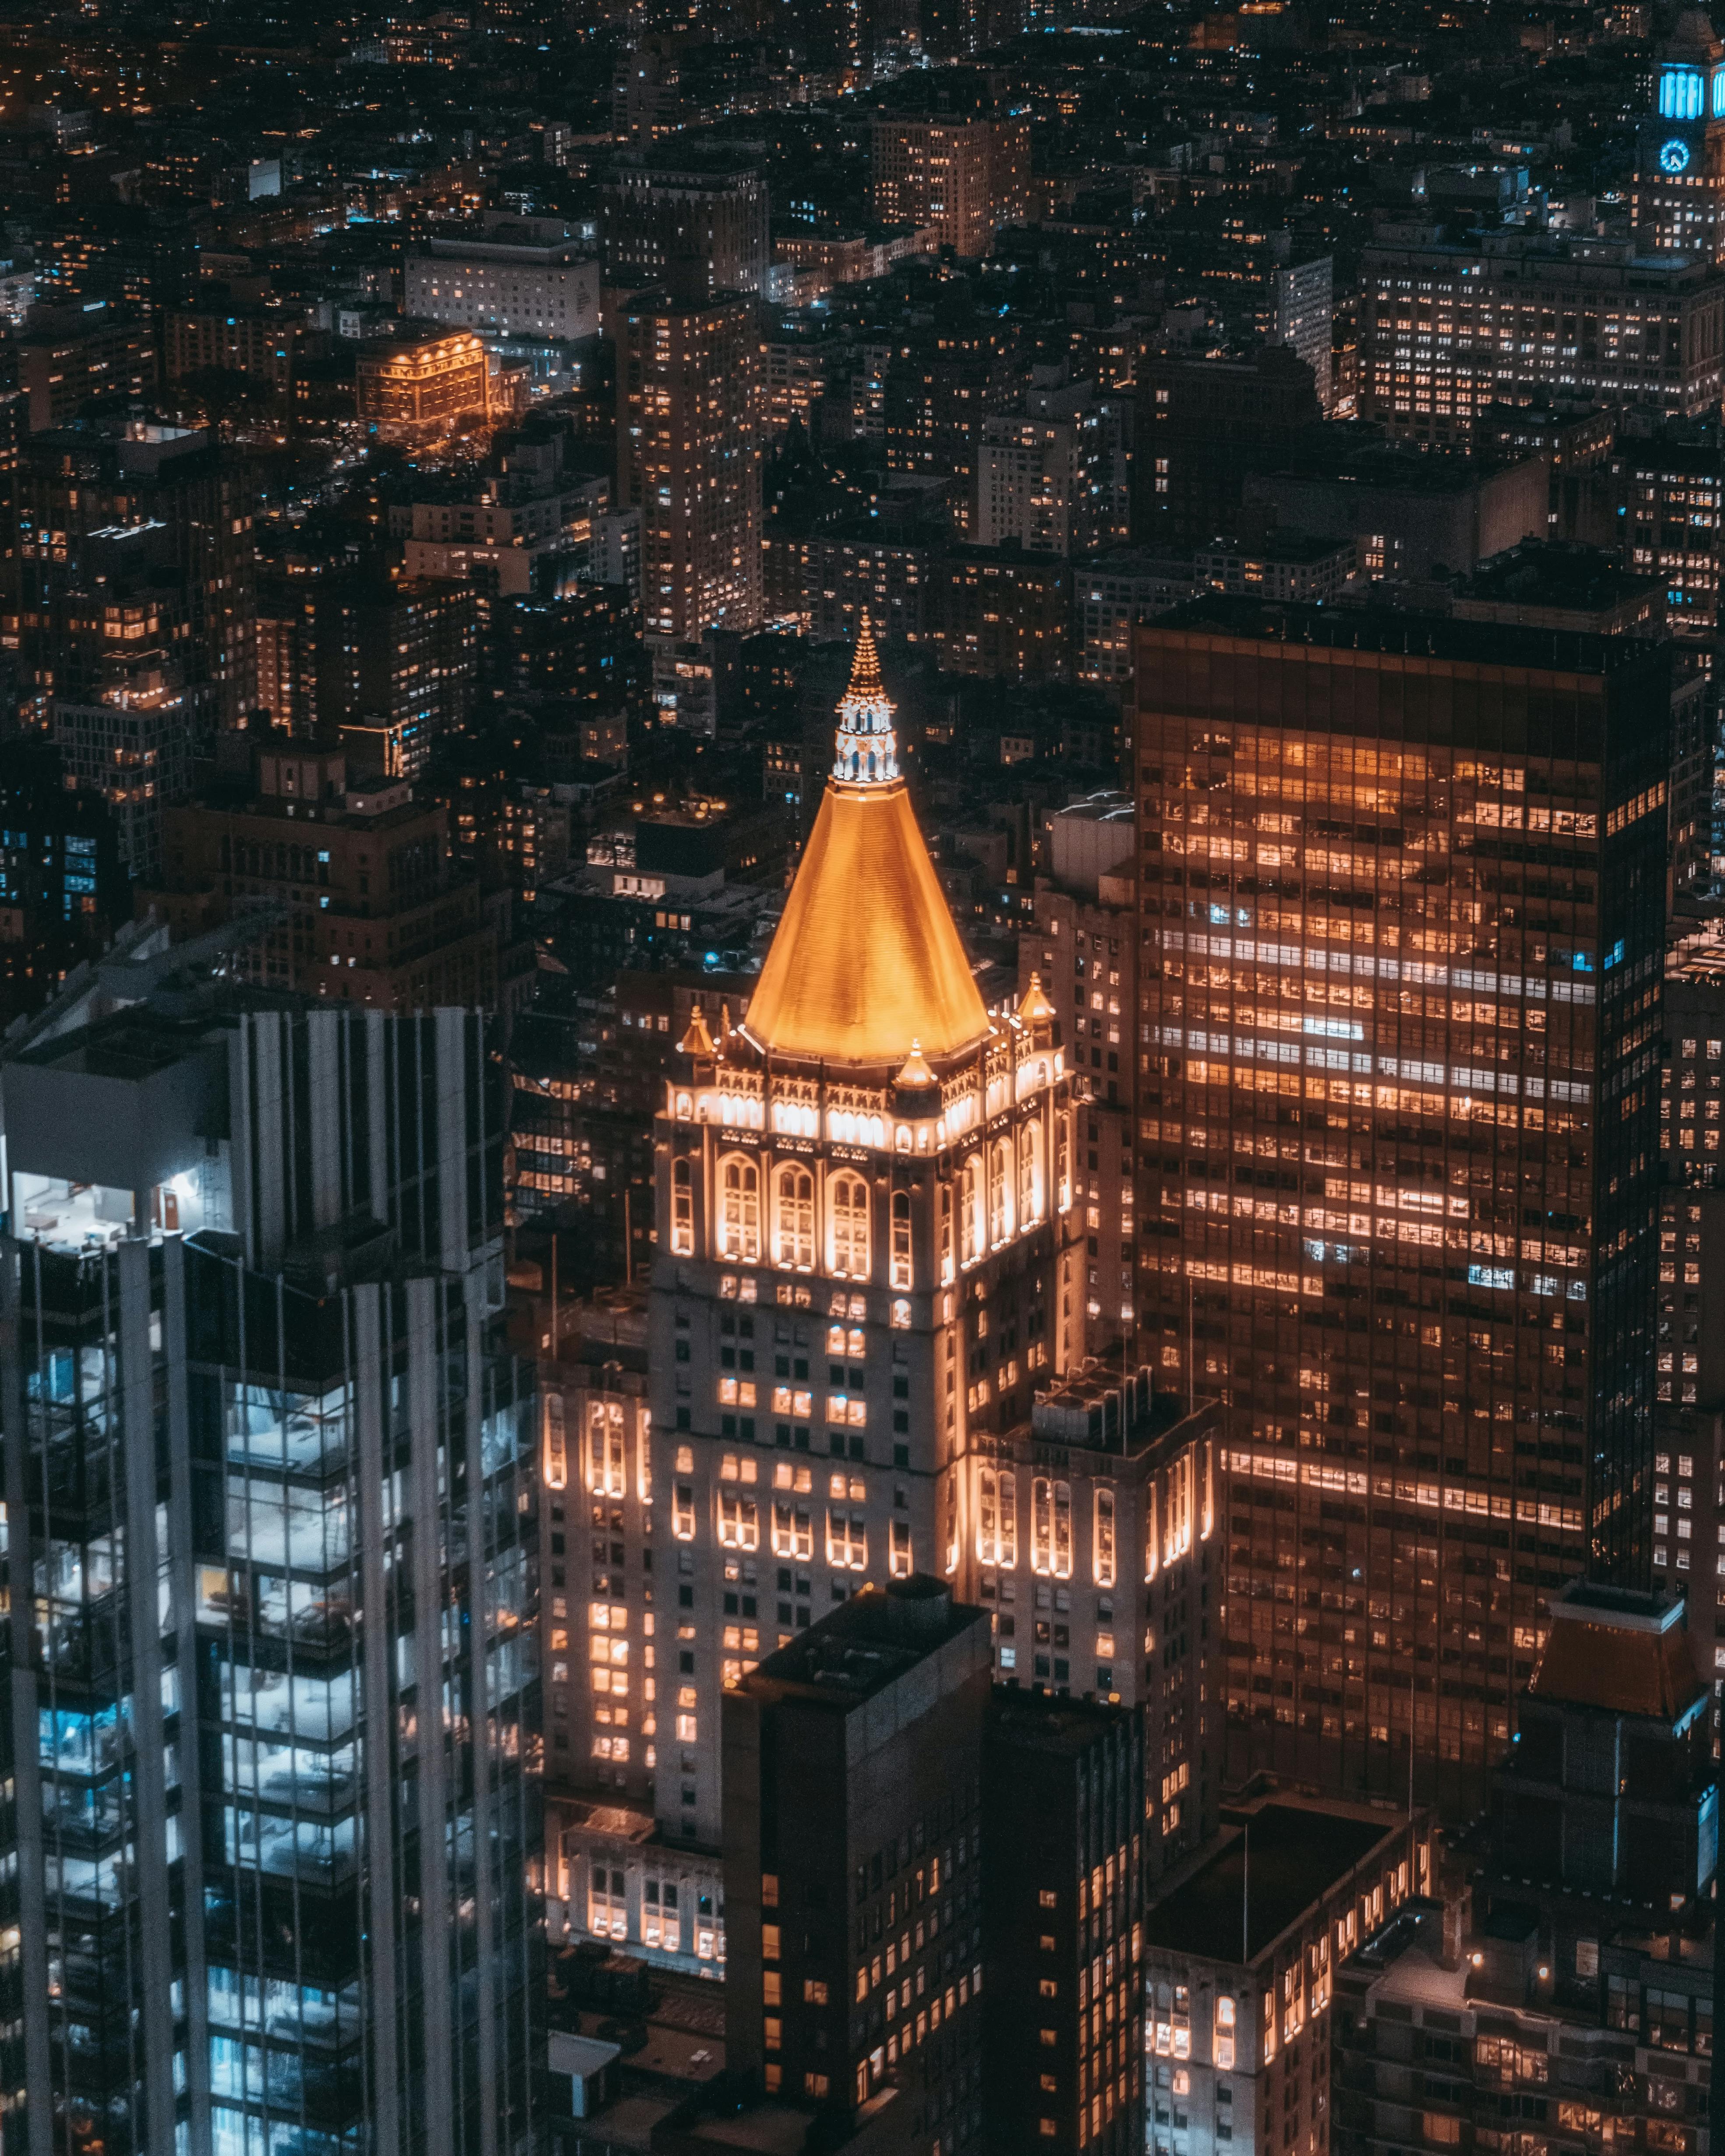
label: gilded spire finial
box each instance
[833,612,899,787]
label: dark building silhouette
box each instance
[983,1692,1145,2156]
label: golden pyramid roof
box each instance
[745,779,990,1066]
[746,639,989,1067]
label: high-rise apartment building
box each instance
[1633,9,1725,261]
[1358,233,1725,448]
[0,978,539,2156]
[12,420,258,739]
[15,301,156,430]
[251,576,479,766]
[869,116,1029,259]
[601,161,768,301]
[1135,600,1671,1809]
[144,738,517,1013]
[618,292,762,641]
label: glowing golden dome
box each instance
[744,646,990,1068]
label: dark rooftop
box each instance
[744,1577,987,1707]
[1145,1801,1403,1965]
[988,1687,1132,1760]
[1454,541,1662,619]
[1149,595,1668,678]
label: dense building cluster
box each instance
[4,0,1725,2154]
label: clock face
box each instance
[1661,137,1693,173]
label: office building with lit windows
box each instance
[648,623,1082,1844]
[1358,233,1725,448]
[1145,1793,1425,2156]
[0,976,539,2156]
[1135,600,1671,1811]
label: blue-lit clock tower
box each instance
[1635,8,1725,259]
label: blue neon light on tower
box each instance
[1661,64,1705,117]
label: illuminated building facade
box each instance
[1633,9,1725,261]
[618,292,763,641]
[1611,419,1721,646]
[1147,1796,1428,2156]
[648,623,1082,1848]
[1359,236,1725,448]
[356,328,491,444]
[1135,601,1671,1810]
[869,117,1029,259]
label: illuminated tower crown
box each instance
[742,614,988,1066]
[832,615,899,785]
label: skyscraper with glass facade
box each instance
[0,981,539,2156]
[1134,600,1671,1811]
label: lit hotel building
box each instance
[1135,600,1670,1810]
[356,327,491,444]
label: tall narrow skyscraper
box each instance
[1134,600,1669,1809]
[617,291,762,642]
[0,971,538,2156]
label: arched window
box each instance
[830,1174,870,1278]
[1093,1486,1116,1588]
[1032,1478,1073,1578]
[1018,1121,1043,1228]
[988,1140,1014,1246]
[977,1466,998,1565]
[718,1154,760,1263]
[937,1184,954,1284]
[890,1191,912,1289]
[542,1394,566,1491]
[671,1158,693,1255]
[960,1155,985,1266]
[773,1165,814,1270]
[588,1400,626,1497]
[1055,1112,1072,1213]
